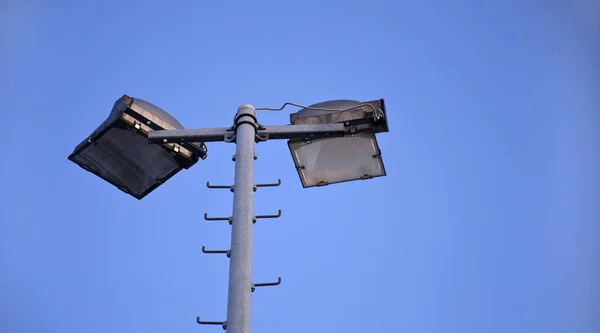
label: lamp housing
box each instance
[68,95,206,199]
[288,99,388,188]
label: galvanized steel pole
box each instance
[227,104,257,333]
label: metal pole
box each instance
[227,104,257,333]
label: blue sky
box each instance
[1,1,598,332]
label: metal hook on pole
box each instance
[206,181,234,192]
[202,246,231,258]
[255,179,282,189]
[204,213,233,224]
[251,277,282,292]
[253,209,282,223]
[196,317,227,330]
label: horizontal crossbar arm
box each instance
[260,123,345,140]
[148,127,232,143]
[148,123,346,144]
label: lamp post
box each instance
[68,95,389,333]
[225,105,257,333]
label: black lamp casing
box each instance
[68,95,206,199]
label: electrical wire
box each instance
[255,102,383,119]
[255,102,347,112]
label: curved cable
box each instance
[255,102,350,112]
[256,102,382,119]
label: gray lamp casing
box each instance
[288,99,388,188]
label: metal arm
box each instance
[148,123,345,144]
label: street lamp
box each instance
[68,96,389,333]
[287,99,388,187]
[68,95,207,199]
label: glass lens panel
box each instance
[290,133,385,187]
[71,127,180,197]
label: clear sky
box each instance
[1,1,598,333]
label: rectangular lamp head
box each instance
[68,95,205,199]
[288,132,386,188]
